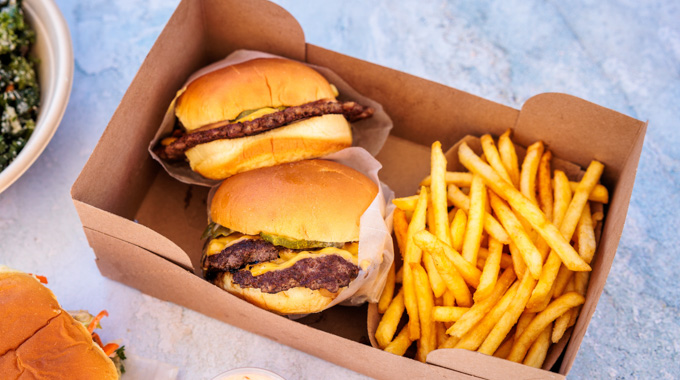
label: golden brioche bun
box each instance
[0,268,118,379]
[216,272,343,315]
[210,159,378,243]
[186,114,351,179]
[176,58,337,131]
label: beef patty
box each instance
[156,99,374,160]
[231,254,360,294]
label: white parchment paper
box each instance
[149,50,393,187]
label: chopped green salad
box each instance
[0,0,39,171]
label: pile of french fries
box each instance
[375,130,607,368]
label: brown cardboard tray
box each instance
[71,0,646,378]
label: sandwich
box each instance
[0,267,124,379]
[155,58,374,180]
[201,159,378,314]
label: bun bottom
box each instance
[186,114,351,180]
[216,272,343,315]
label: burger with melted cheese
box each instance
[0,267,123,379]
[155,58,374,180]
[202,159,378,314]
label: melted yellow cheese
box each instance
[248,243,359,277]
[206,234,260,256]
[235,107,279,122]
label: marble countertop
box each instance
[1,0,678,378]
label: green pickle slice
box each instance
[259,232,344,250]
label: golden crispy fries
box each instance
[516,312,535,337]
[462,176,487,264]
[393,208,409,255]
[489,192,543,279]
[507,292,585,362]
[375,288,405,348]
[509,242,527,280]
[431,141,452,246]
[423,251,447,298]
[478,247,513,270]
[478,272,537,355]
[577,202,597,263]
[474,237,503,302]
[413,230,481,288]
[552,171,573,226]
[455,282,519,350]
[403,187,428,340]
[493,336,515,359]
[436,322,448,348]
[448,185,510,244]
[443,290,456,307]
[431,246,473,307]
[520,141,544,205]
[419,172,473,187]
[433,306,471,322]
[450,208,467,252]
[552,265,574,298]
[384,323,413,356]
[570,182,609,204]
[524,324,552,368]
[413,264,436,362]
[538,151,554,221]
[458,143,590,272]
[481,134,513,184]
[378,262,396,313]
[427,201,436,234]
[552,308,571,344]
[499,129,521,189]
[393,195,419,211]
[446,268,516,338]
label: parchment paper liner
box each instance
[149,50,393,187]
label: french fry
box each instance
[524,324,552,368]
[404,187,428,339]
[443,290,456,307]
[552,171,573,226]
[508,242,527,280]
[478,272,537,355]
[384,323,414,356]
[481,134,513,184]
[446,268,516,338]
[478,246,513,270]
[427,201,436,235]
[393,195,419,211]
[552,265,574,298]
[455,282,519,350]
[393,208,409,255]
[498,129,521,189]
[378,262,396,313]
[462,175,486,264]
[516,312,536,337]
[419,172,473,188]
[433,306,470,322]
[440,335,461,349]
[450,208,467,252]
[413,264,436,362]
[375,288,405,348]
[423,251,447,298]
[447,185,510,244]
[431,246,473,307]
[489,192,542,279]
[413,230,482,288]
[493,336,515,359]
[395,266,403,284]
[474,237,503,302]
[520,141,544,205]
[431,141,452,246]
[577,202,597,264]
[570,182,609,204]
[537,151,554,222]
[507,292,585,362]
[458,143,591,272]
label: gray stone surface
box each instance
[0,0,677,378]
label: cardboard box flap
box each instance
[513,92,646,186]
[74,200,193,270]
[426,349,565,380]
[202,0,305,63]
[306,44,520,151]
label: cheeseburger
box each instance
[155,58,374,180]
[202,159,378,314]
[0,267,123,379]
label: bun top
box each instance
[176,58,337,131]
[211,159,378,243]
[0,268,118,379]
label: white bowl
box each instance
[0,0,73,194]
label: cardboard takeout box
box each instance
[71,0,646,378]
